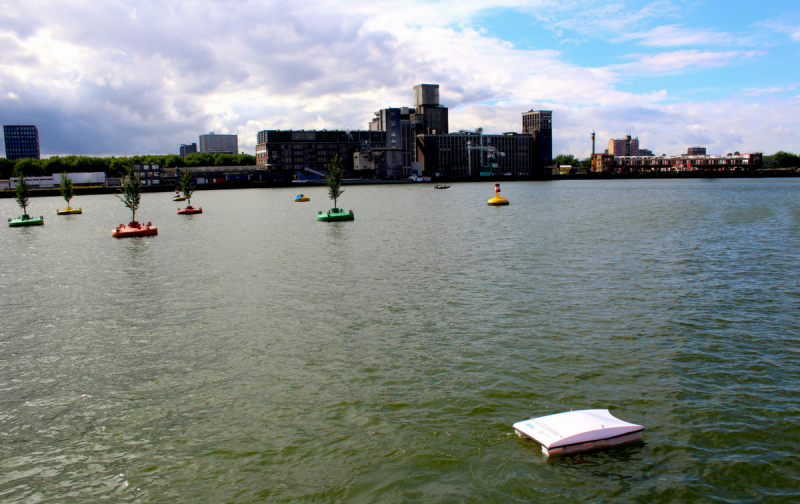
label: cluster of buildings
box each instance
[179,132,239,158]
[592,134,762,173]
[255,84,553,178]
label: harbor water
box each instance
[1,179,799,502]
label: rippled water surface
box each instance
[1,179,799,503]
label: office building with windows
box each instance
[180,143,197,158]
[4,125,40,160]
[199,132,238,154]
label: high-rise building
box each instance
[4,125,40,160]
[180,143,198,158]
[521,110,552,165]
[608,135,639,157]
[687,147,706,156]
[199,132,238,154]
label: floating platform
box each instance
[177,206,202,215]
[8,214,44,227]
[513,409,643,456]
[112,221,158,238]
[57,207,82,215]
[295,194,310,202]
[318,208,354,222]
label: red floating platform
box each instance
[112,221,158,238]
[177,206,203,215]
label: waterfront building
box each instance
[687,147,707,156]
[199,132,238,154]
[608,135,639,157]
[593,152,763,173]
[180,143,198,158]
[369,107,414,175]
[4,125,40,160]
[412,84,449,136]
[133,163,164,185]
[521,110,552,165]
[416,131,537,177]
[255,130,386,176]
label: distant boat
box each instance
[172,192,186,201]
[433,184,450,189]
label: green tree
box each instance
[0,158,15,179]
[109,157,132,177]
[163,154,185,168]
[773,151,800,168]
[59,172,75,208]
[14,157,44,177]
[326,154,345,209]
[14,166,31,217]
[214,153,237,166]
[116,164,143,223]
[554,154,579,166]
[178,169,195,207]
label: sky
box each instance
[1,0,799,159]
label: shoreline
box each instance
[2,169,797,199]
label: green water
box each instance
[1,179,799,502]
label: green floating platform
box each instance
[318,208,354,222]
[8,215,44,227]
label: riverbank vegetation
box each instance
[0,153,257,179]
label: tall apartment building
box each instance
[4,125,40,160]
[607,135,640,157]
[180,143,197,158]
[521,110,552,165]
[199,132,238,154]
[255,130,386,174]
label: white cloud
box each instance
[615,24,737,47]
[0,0,797,159]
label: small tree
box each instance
[59,172,75,208]
[178,169,195,206]
[116,164,142,223]
[326,154,345,209]
[14,166,31,217]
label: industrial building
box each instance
[416,131,537,177]
[4,125,40,160]
[255,129,386,175]
[199,132,238,154]
[607,135,639,156]
[593,152,762,173]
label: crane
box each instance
[466,138,505,176]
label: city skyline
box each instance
[1,0,799,159]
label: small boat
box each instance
[172,192,186,201]
[295,194,310,202]
[513,409,644,457]
[433,184,450,189]
[8,214,44,227]
[57,207,82,215]
[488,183,509,205]
[177,206,203,215]
[111,221,158,238]
[317,208,354,222]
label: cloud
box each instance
[615,24,738,47]
[0,0,798,159]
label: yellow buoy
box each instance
[488,183,509,206]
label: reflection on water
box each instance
[1,179,800,503]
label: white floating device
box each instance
[513,409,644,456]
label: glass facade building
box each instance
[4,125,40,160]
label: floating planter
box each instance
[513,409,644,456]
[57,172,82,215]
[488,183,509,205]
[177,206,202,215]
[57,207,82,215]
[176,169,200,215]
[9,215,44,227]
[295,194,310,202]
[112,221,158,238]
[317,208,354,222]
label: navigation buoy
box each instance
[488,183,509,206]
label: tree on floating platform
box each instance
[14,166,31,217]
[326,154,345,209]
[178,169,195,206]
[59,172,75,208]
[116,164,142,223]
